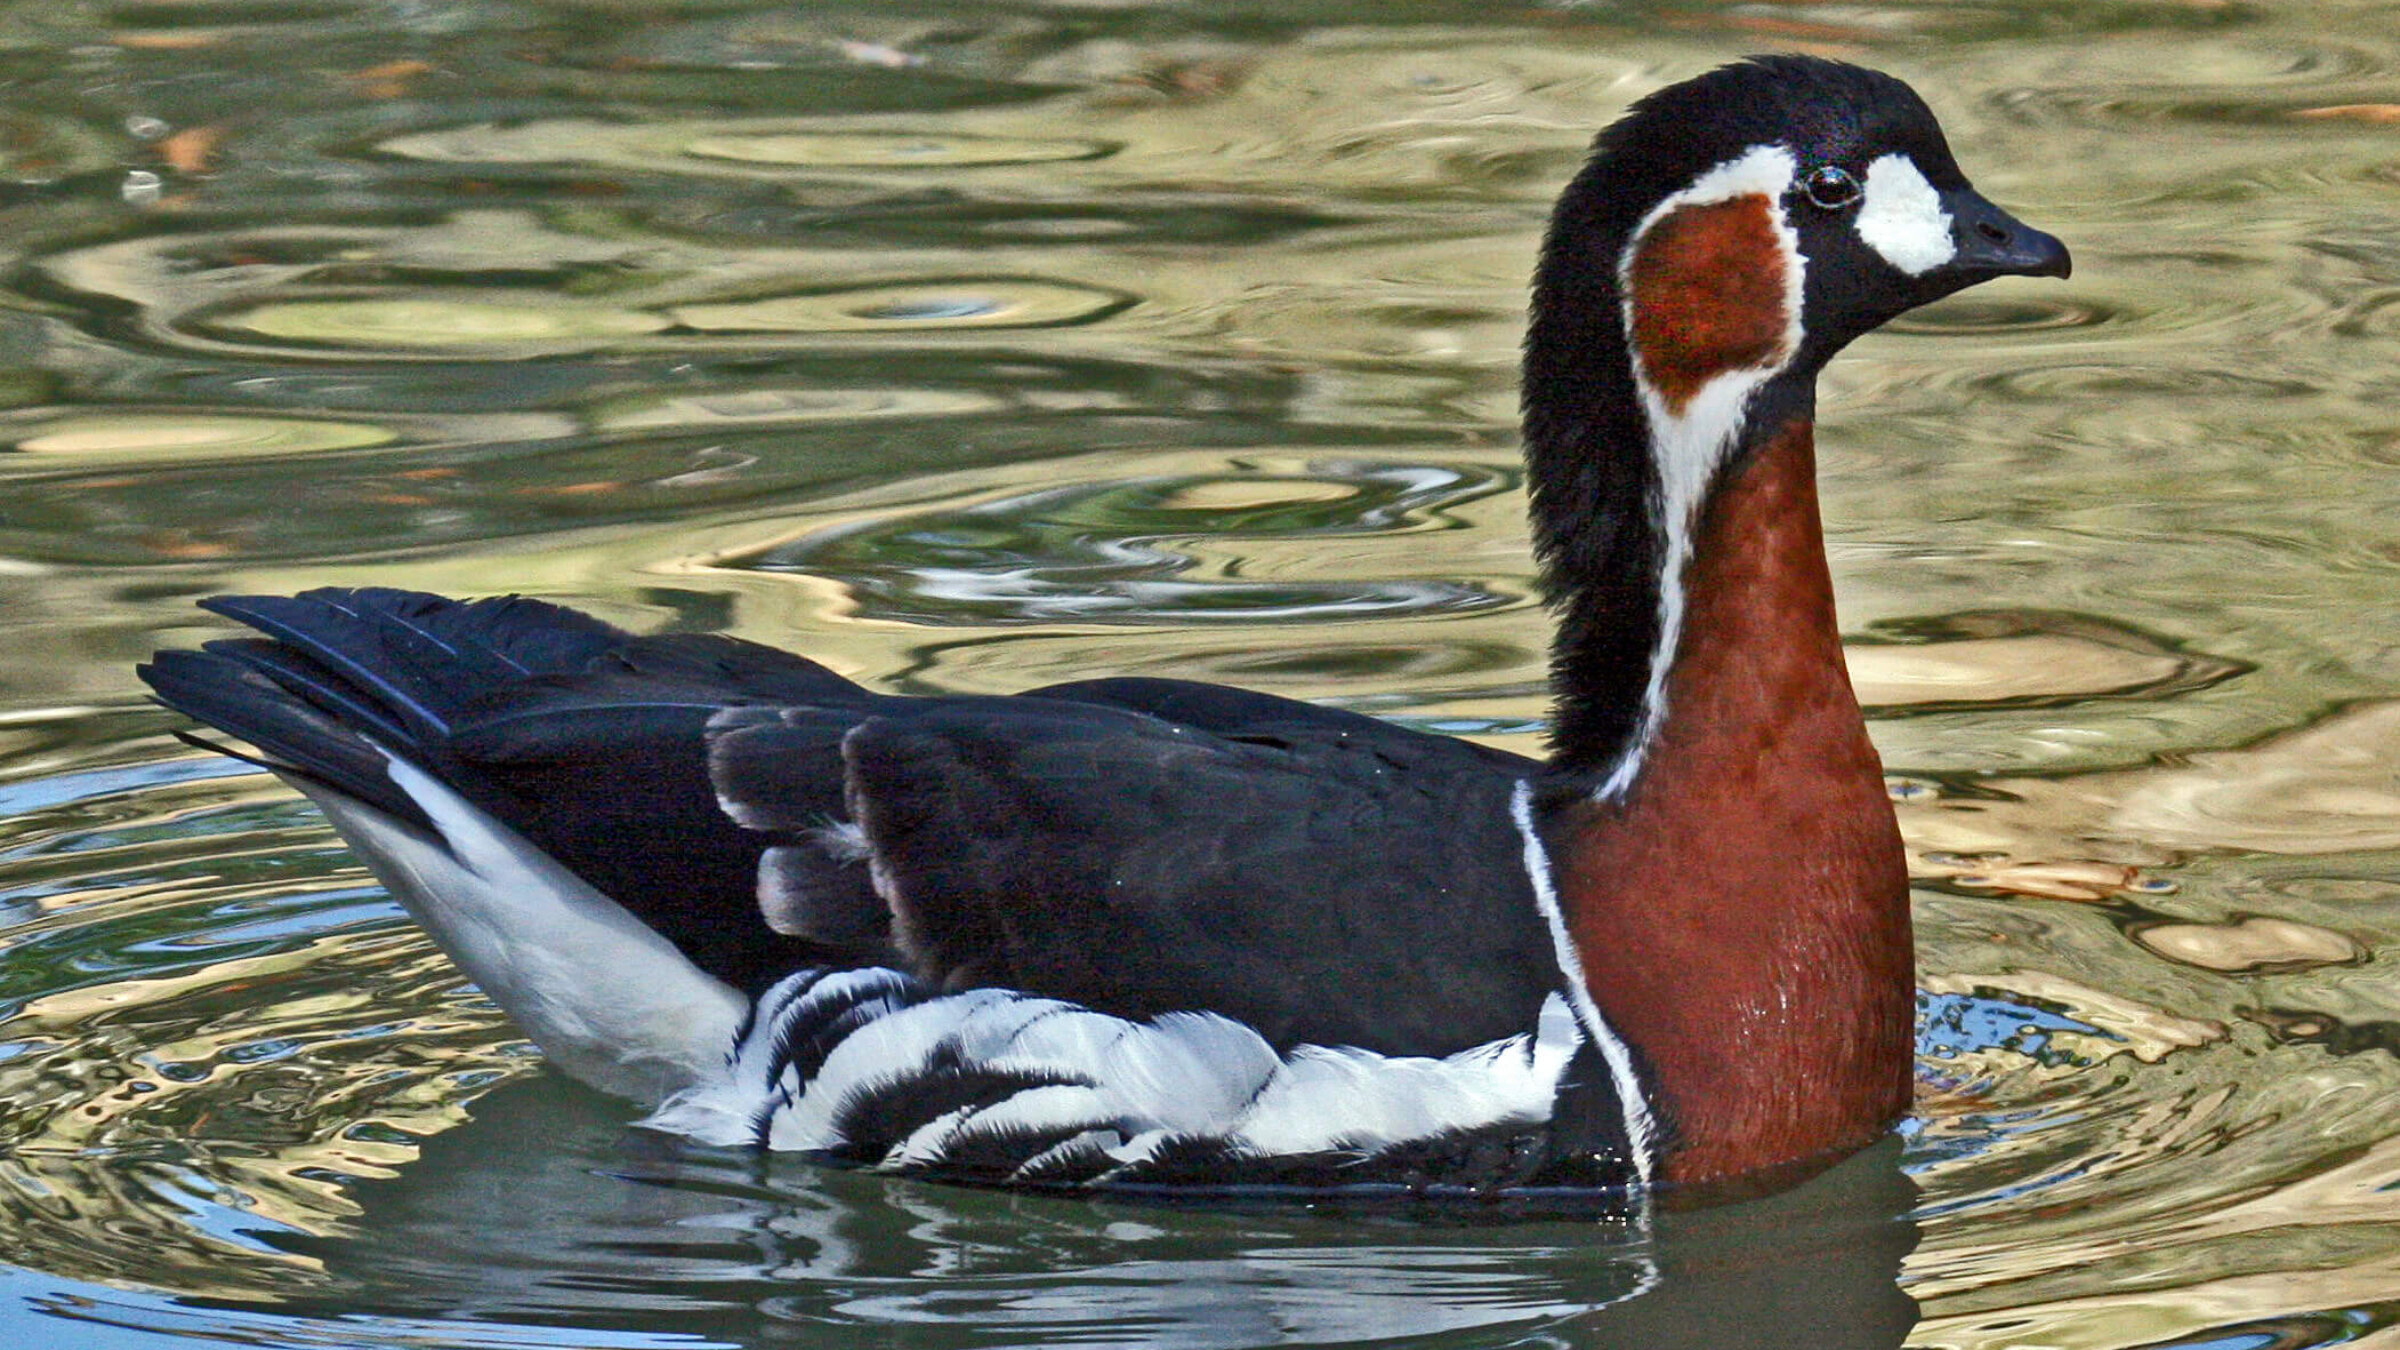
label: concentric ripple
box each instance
[718,461,1516,626]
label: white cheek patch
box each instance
[1855,153,1954,276]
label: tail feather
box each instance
[198,588,632,732]
[138,648,427,825]
[444,659,872,767]
[199,637,416,748]
[141,587,877,993]
[144,589,767,1103]
[601,632,866,703]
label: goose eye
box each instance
[1802,165,1861,209]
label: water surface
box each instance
[5,1,2400,1347]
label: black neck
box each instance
[1521,239,1656,785]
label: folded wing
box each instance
[141,589,1559,1063]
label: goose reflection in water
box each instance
[206,1077,1918,1350]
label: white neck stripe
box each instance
[1510,778,1659,1192]
[1602,144,1808,801]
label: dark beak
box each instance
[1942,188,2072,281]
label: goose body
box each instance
[140,56,2068,1205]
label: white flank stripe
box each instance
[1510,778,1658,1191]
[1604,144,1808,801]
[1856,153,1955,276]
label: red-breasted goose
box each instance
[139,56,2069,1207]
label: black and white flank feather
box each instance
[140,588,1653,1200]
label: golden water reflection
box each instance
[4,0,2400,1345]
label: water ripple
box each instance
[724,462,1515,627]
[8,413,397,460]
[1,5,2399,1349]
[382,122,1119,176]
[672,279,1136,333]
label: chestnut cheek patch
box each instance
[1624,193,1794,416]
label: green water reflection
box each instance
[5,0,2400,1347]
